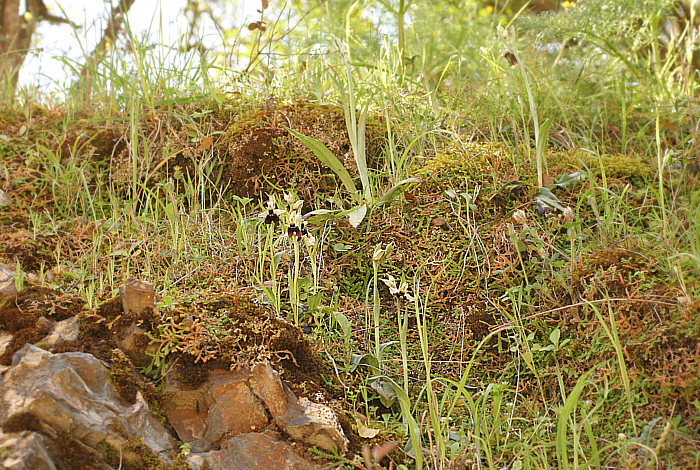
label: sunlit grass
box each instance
[0,1,699,468]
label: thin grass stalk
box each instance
[372,263,381,362]
[415,278,446,467]
[555,365,597,470]
[588,298,637,435]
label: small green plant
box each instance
[287,44,422,228]
[13,260,24,292]
[250,192,323,325]
[370,243,394,362]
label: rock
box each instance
[0,332,10,353]
[39,315,78,348]
[166,362,347,455]
[188,432,319,470]
[249,363,348,453]
[0,263,18,295]
[114,321,151,365]
[119,279,158,317]
[164,368,269,453]
[0,189,10,207]
[0,345,175,466]
[0,431,56,470]
[35,317,55,331]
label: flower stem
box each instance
[373,264,380,363]
[291,236,300,325]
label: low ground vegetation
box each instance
[1,1,699,468]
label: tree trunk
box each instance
[0,0,24,91]
[0,0,69,97]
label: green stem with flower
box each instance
[285,196,305,325]
[259,194,285,314]
[382,272,413,393]
[290,236,300,324]
[304,232,319,295]
[371,243,394,363]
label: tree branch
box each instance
[78,0,137,89]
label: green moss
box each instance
[97,440,119,461]
[580,154,651,179]
[415,142,508,179]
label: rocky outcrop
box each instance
[0,431,56,470]
[187,432,317,470]
[165,362,348,455]
[164,368,270,453]
[0,344,175,468]
[0,286,350,470]
[39,315,79,348]
[249,363,348,453]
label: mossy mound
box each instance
[107,100,388,200]
[577,153,651,179]
[415,141,510,181]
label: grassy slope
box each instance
[0,4,699,469]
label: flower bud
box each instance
[512,209,527,225]
[303,233,316,249]
[563,206,574,223]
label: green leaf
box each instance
[522,350,536,375]
[377,177,424,206]
[287,128,359,202]
[549,328,561,347]
[350,353,379,373]
[333,312,352,338]
[371,378,397,408]
[553,171,585,189]
[302,209,339,225]
[536,117,553,158]
[348,203,367,228]
[356,106,371,201]
[508,225,528,254]
[534,187,565,212]
[556,366,598,469]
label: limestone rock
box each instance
[249,362,348,453]
[119,278,157,316]
[0,263,19,295]
[0,431,56,470]
[0,345,175,466]
[164,368,269,453]
[188,432,319,470]
[40,315,79,348]
[0,332,12,374]
[114,321,151,365]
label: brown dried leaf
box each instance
[197,136,214,151]
[357,419,381,438]
[372,441,398,462]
